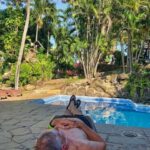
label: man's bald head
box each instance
[35,130,63,150]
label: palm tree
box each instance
[34,0,47,42]
[114,0,150,73]
[33,0,57,54]
[15,0,30,89]
[67,0,113,78]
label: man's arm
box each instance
[51,118,104,142]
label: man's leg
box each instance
[67,100,83,115]
[67,99,97,131]
[64,109,72,115]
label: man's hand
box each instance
[52,118,79,129]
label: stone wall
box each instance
[61,73,129,98]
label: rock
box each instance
[94,73,101,78]
[0,90,7,99]
[117,73,129,81]
[90,79,105,89]
[25,48,37,63]
[94,87,104,93]
[105,75,112,81]
[86,88,95,96]
[2,71,11,80]
[7,89,22,97]
[76,86,86,96]
[110,74,118,84]
[60,74,128,98]
[61,87,66,94]
[102,92,111,98]
[24,84,36,91]
[80,81,90,86]
[119,80,127,86]
[99,82,113,92]
[144,64,150,70]
[94,91,107,97]
[65,86,77,95]
[108,88,116,94]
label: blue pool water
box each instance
[86,108,150,128]
[34,95,150,128]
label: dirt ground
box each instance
[1,78,85,101]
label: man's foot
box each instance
[66,95,76,110]
[69,95,81,108]
[68,102,82,115]
[76,99,81,108]
[67,96,82,115]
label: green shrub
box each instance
[125,68,150,102]
[9,55,55,86]
[0,74,2,83]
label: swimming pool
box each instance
[35,95,150,128]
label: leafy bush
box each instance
[125,68,150,102]
[0,74,2,83]
[9,55,55,86]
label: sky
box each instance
[0,0,68,10]
[53,0,68,10]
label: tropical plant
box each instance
[125,68,150,102]
[112,0,150,73]
[0,6,24,72]
[10,55,55,86]
[65,0,113,78]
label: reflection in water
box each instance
[51,100,127,125]
[48,99,150,128]
[87,107,127,126]
[102,107,115,118]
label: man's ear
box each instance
[62,144,68,150]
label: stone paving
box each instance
[0,100,150,150]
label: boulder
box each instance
[99,82,113,92]
[94,91,107,97]
[0,90,7,99]
[86,88,95,96]
[2,71,11,80]
[90,79,105,89]
[65,86,77,95]
[25,48,37,63]
[94,87,104,93]
[117,73,129,81]
[24,84,36,91]
[76,86,86,96]
[144,64,150,69]
[7,89,22,97]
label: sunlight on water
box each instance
[86,107,150,128]
[45,96,150,128]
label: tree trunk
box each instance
[35,23,39,42]
[137,40,144,62]
[127,30,133,73]
[47,31,50,57]
[120,41,125,73]
[94,53,102,76]
[15,0,30,89]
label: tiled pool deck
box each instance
[0,100,150,150]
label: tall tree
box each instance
[34,0,47,42]
[15,0,30,89]
[111,0,150,73]
[66,0,113,78]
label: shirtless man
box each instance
[35,95,106,150]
